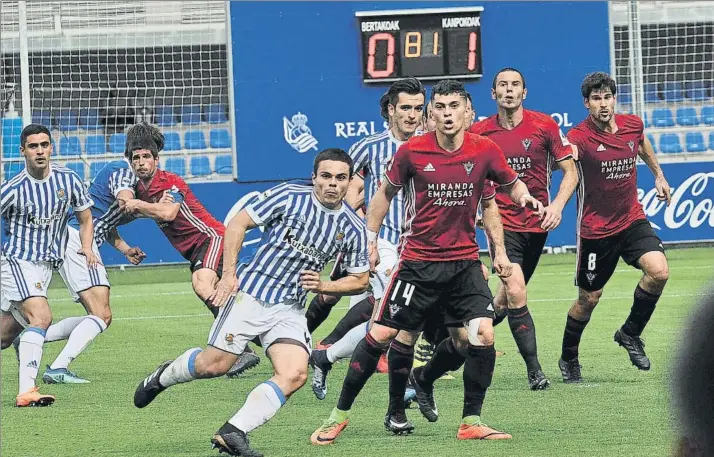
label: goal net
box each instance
[1,0,233,181]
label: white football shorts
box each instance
[58,226,109,302]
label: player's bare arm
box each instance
[501,179,544,216]
[211,209,259,307]
[300,270,369,295]
[365,180,400,270]
[638,134,672,206]
[122,198,180,222]
[75,208,100,267]
[106,227,146,265]
[345,174,365,210]
[541,157,579,231]
[481,197,513,278]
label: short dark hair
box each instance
[313,148,354,177]
[20,124,52,147]
[581,72,617,99]
[125,122,164,157]
[381,77,426,120]
[430,79,469,102]
[126,136,159,160]
[492,67,526,90]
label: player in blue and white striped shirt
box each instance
[0,124,96,407]
[134,149,369,457]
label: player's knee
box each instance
[290,367,309,389]
[25,306,52,329]
[647,263,670,285]
[195,352,233,377]
[466,318,494,346]
[369,324,398,344]
[90,306,112,327]
[578,289,602,312]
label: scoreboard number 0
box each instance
[367,33,395,78]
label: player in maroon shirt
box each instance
[311,80,544,444]
[558,72,671,383]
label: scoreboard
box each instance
[356,6,484,84]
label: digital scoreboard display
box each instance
[356,6,484,84]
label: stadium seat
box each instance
[163,132,182,151]
[2,136,21,158]
[685,81,710,101]
[32,110,52,128]
[647,133,657,152]
[205,103,228,124]
[676,107,699,127]
[164,157,186,176]
[659,133,683,153]
[209,128,231,148]
[3,162,24,180]
[66,161,86,180]
[2,117,22,136]
[709,132,714,151]
[57,110,79,132]
[109,133,126,154]
[651,108,674,128]
[59,136,82,156]
[90,161,109,180]
[214,154,232,174]
[618,84,632,105]
[184,130,207,150]
[85,135,107,155]
[663,82,684,102]
[644,83,660,104]
[180,105,202,126]
[701,106,714,126]
[685,132,706,153]
[190,156,211,176]
[79,108,102,130]
[155,106,177,127]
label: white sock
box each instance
[159,347,202,387]
[18,327,45,395]
[50,315,107,370]
[326,322,369,363]
[228,381,285,433]
[45,316,86,343]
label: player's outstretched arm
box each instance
[106,227,146,265]
[541,158,579,231]
[638,134,672,206]
[122,198,180,222]
[75,208,100,267]
[481,197,512,278]
[300,270,369,296]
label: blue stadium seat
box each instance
[109,133,126,154]
[214,154,233,174]
[90,161,109,180]
[57,110,79,132]
[685,81,710,101]
[59,136,81,156]
[85,135,107,155]
[32,110,52,128]
[2,117,22,136]
[209,128,231,148]
[647,133,657,152]
[66,161,86,180]
[181,105,202,126]
[659,133,682,153]
[676,107,699,127]
[701,106,714,126]
[618,84,632,105]
[184,130,207,150]
[155,106,177,127]
[205,104,228,124]
[685,132,706,153]
[164,157,186,176]
[709,132,714,151]
[2,136,21,158]
[663,82,684,102]
[3,162,24,180]
[79,109,102,130]
[651,108,674,127]
[190,156,211,176]
[163,132,182,151]
[644,83,660,104]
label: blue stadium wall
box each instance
[101,1,714,266]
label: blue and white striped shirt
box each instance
[1,165,93,264]
[68,160,137,247]
[349,130,406,246]
[239,183,369,307]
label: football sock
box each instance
[44,316,85,343]
[305,294,338,333]
[228,380,285,433]
[387,340,414,412]
[322,297,374,345]
[50,315,107,370]
[622,285,660,337]
[18,327,45,395]
[462,344,495,419]
[420,337,466,386]
[326,322,368,363]
[507,306,541,372]
[204,298,219,318]
[493,309,508,327]
[561,315,590,361]
[336,333,387,411]
[159,347,202,387]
